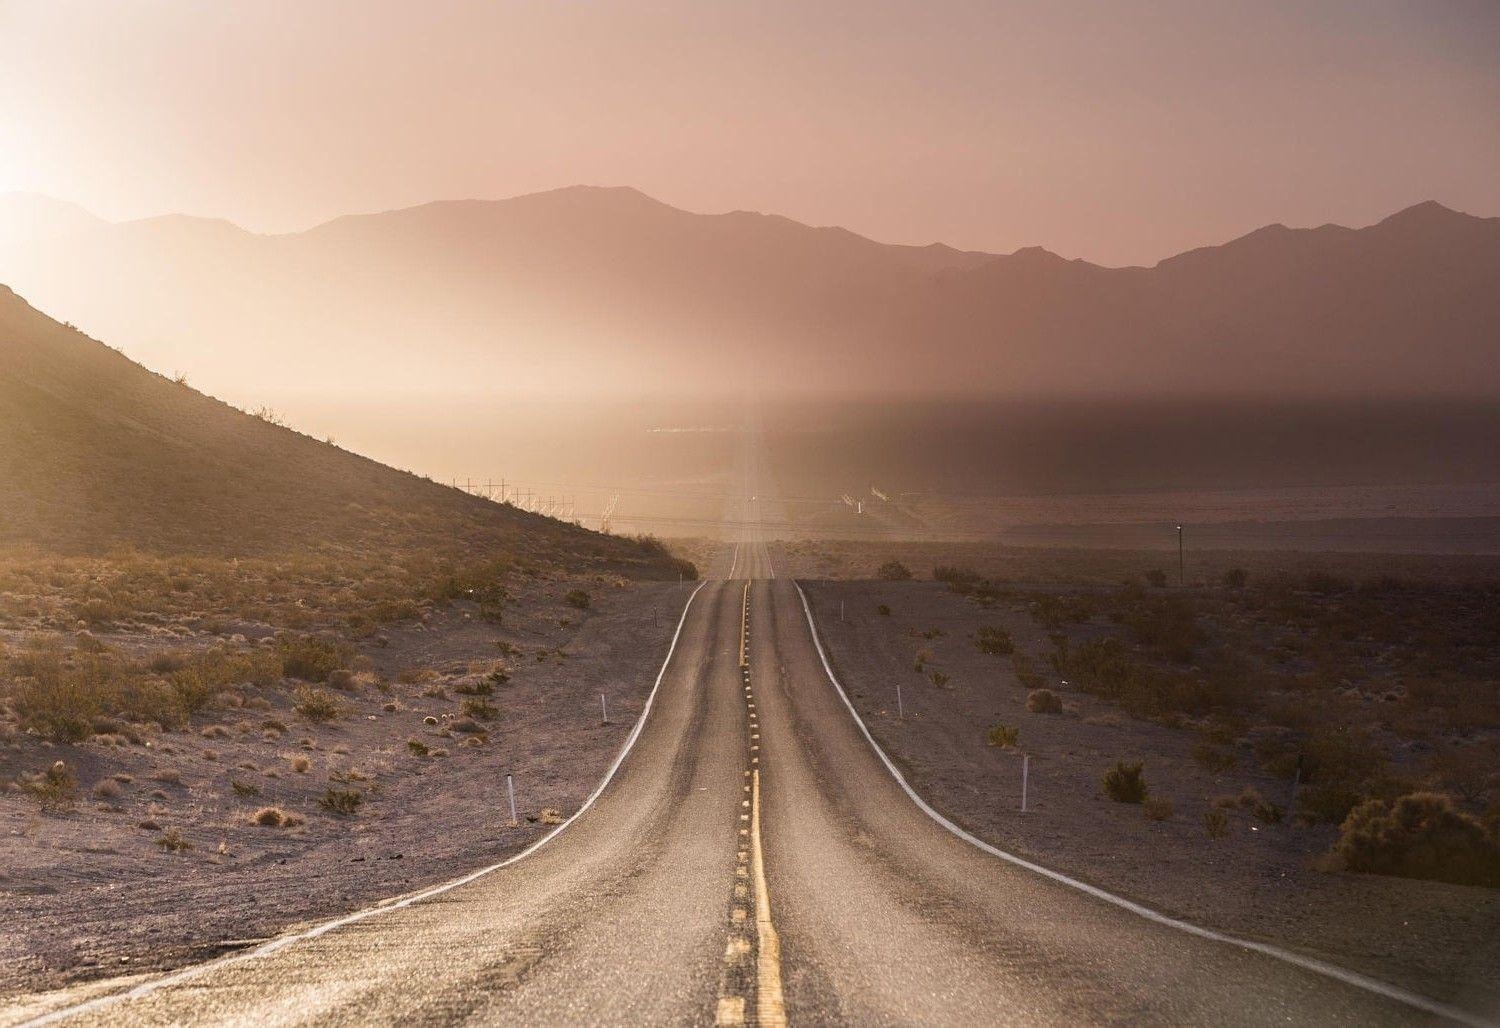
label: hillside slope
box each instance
[0,283,672,571]
[0,189,1496,399]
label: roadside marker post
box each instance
[895,679,904,720]
[506,773,518,826]
[1021,754,1030,813]
[601,693,609,725]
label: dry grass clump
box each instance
[407,738,430,756]
[1205,807,1231,838]
[1026,688,1063,714]
[1102,762,1148,804]
[985,723,1019,748]
[1331,793,1500,887]
[289,755,312,773]
[975,625,1013,656]
[250,806,304,828]
[318,787,363,815]
[155,827,192,852]
[460,697,498,722]
[20,760,78,811]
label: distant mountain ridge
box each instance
[0,187,1495,399]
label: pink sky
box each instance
[2,0,1496,266]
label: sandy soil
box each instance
[0,577,690,999]
[800,579,1500,1014]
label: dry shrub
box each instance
[1333,793,1500,888]
[21,761,78,811]
[294,687,343,723]
[318,787,363,815]
[155,828,193,852]
[250,806,303,828]
[407,738,430,756]
[461,697,498,722]
[985,723,1019,748]
[1102,762,1148,804]
[290,755,312,773]
[1027,688,1063,714]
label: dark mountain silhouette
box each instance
[0,188,1494,399]
[0,282,679,572]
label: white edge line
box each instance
[19,580,710,1028]
[791,580,1493,1028]
[728,542,741,581]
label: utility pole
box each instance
[1177,524,1184,586]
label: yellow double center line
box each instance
[720,579,787,1026]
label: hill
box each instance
[0,189,1496,399]
[0,282,678,575]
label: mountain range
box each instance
[1,188,1495,401]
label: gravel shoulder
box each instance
[800,579,1500,1016]
[0,577,690,1000]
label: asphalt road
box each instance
[7,443,1479,1025]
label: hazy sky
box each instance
[2,0,1496,265]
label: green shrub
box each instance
[986,723,1019,748]
[1027,688,1063,714]
[876,561,912,581]
[407,738,430,756]
[975,625,1014,656]
[1103,762,1148,803]
[1334,793,1500,887]
[564,589,591,610]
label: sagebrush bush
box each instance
[1205,808,1230,838]
[1334,793,1500,888]
[461,697,498,721]
[294,687,343,723]
[564,589,591,610]
[876,561,912,581]
[278,633,351,683]
[1102,762,1148,803]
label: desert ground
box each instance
[782,542,1499,1011]
[0,566,688,998]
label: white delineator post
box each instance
[506,773,518,826]
[601,693,609,724]
[896,679,904,720]
[1021,754,1030,813]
